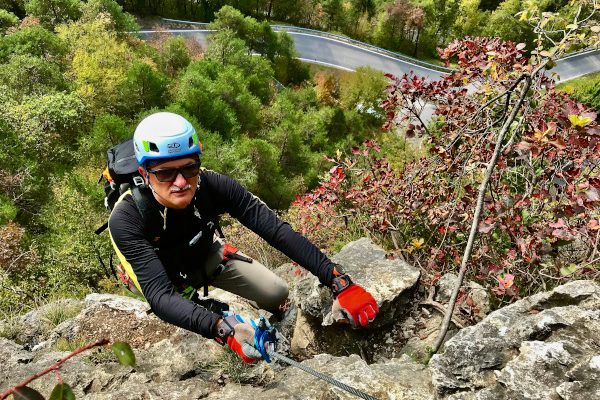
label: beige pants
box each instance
[202,239,289,312]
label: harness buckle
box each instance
[132,176,145,187]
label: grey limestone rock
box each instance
[430,280,600,400]
[293,237,421,326]
[206,353,434,400]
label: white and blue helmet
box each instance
[133,112,201,165]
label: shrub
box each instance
[292,40,600,309]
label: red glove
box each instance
[331,270,379,328]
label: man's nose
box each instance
[173,171,187,186]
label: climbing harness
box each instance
[249,316,380,400]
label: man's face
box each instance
[139,156,200,210]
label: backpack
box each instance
[94,139,161,295]
[95,139,159,235]
[102,138,144,212]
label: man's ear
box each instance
[138,166,149,185]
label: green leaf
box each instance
[12,386,45,400]
[111,341,136,367]
[48,383,75,400]
[560,264,577,276]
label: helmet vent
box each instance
[149,142,159,152]
[188,137,193,148]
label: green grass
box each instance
[41,301,82,331]
[53,336,87,352]
[198,347,270,385]
[557,71,600,112]
[557,71,600,93]
[0,317,23,340]
[307,62,352,78]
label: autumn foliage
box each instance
[292,37,599,308]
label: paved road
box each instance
[553,49,600,83]
[139,28,599,83]
[139,29,446,80]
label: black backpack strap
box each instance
[95,221,109,235]
[131,186,163,237]
[215,220,225,239]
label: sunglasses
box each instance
[147,162,201,182]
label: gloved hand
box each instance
[330,266,379,328]
[214,314,264,363]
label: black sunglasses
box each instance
[147,162,201,182]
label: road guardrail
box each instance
[161,18,454,74]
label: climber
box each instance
[107,111,379,363]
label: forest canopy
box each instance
[0,1,389,314]
[0,0,597,324]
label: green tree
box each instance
[37,166,110,295]
[253,20,281,59]
[420,0,460,48]
[210,6,279,60]
[176,60,241,137]
[0,96,23,176]
[453,0,489,38]
[0,91,87,219]
[339,66,388,125]
[6,91,87,168]
[271,0,318,25]
[234,137,301,208]
[25,0,81,28]
[484,0,533,43]
[57,16,132,115]
[209,5,307,85]
[0,193,17,224]
[206,29,249,66]
[215,65,262,133]
[262,87,350,154]
[207,29,274,104]
[80,0,139,33]
[0,54,66,100]
[209,5,250,39]
[0,25,67,63]
[159,35,191,77]
[79,113,131,162]
[322,0,346,30]
[117,61,167,116]
[0,9,18,34]
[269,125,314,179]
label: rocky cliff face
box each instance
[1,238,599,400]
[430,280,600,400]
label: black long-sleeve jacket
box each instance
[108,169,335,338]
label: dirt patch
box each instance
[78,306,176,348]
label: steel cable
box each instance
[268,351,380,400]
